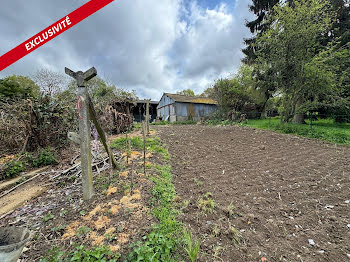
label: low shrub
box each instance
[3,161,24,179]
[26,148,57,167]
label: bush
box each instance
[26,148,57,167]
[3,161,24,179]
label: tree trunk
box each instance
[293,99,305,124]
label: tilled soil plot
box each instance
[156,125,350,262]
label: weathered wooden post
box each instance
[146,99,150,134]
[65,67,96,200]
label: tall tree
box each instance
[34,69,66,96]
[242,0,280,64]
[255,0,335,123]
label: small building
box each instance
[157,93,218,122]
[132,100,159,122]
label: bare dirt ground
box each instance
[156,124,350,262]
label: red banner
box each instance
[0,0,114,71]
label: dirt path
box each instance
[156,125,350,262]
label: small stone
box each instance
[345,200,350,204]
[308,239,315,246]
[317,250,325,254]
[347,224,350,229]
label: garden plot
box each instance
[156,124,350,262]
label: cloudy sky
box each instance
[0,0,254,99]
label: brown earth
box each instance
[156,124,350,262]
[0,136,158,261]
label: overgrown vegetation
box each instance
[0,148,57,181]
[41,245,120,262]
[0,72,137,156]
[3,161,24,179]
[25,148,57,167]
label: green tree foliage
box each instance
[311,42,350,122]
[242,0,280,64]
[255,0,335,123]
[200,86,215,98]
[177,89,195,96]
[213,64,265,118]
[0,75,39,98]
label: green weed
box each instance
[228,224,242,246]
[227,201,236,217]
[3,161,24,179]
[26,148,57,167]
[183,229,200,262]
[193,178,203,187]
[41,245,120,262]
[43,212,54,222]
[198,193,215,214]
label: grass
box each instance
[128,164,181,261]
[111,136,170,159]
[183,229,200,262]
[243,117,350,145]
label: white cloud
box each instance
[0,0,253,99]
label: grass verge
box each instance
[128,164,181,261]
[243,117,350,145]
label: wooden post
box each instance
[65,67,97,200]
[142,121,146,176]
[146,99,150,134]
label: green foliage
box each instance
[212,64,264,116]
[0,75,40,98]
[41,245,120,262]
[3,161,24,179]
[76,226,91,237]
[111,136,170,159]
[111,136,143,150]
[27,148,57,167]
[183,229,200,262]
[43,212,55,222]
[200,87,215,98]
[244,117,350,145]
[255,0,336,122]
[0,76,39,99]
[128,165,181,262]
[177,89,195,97]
